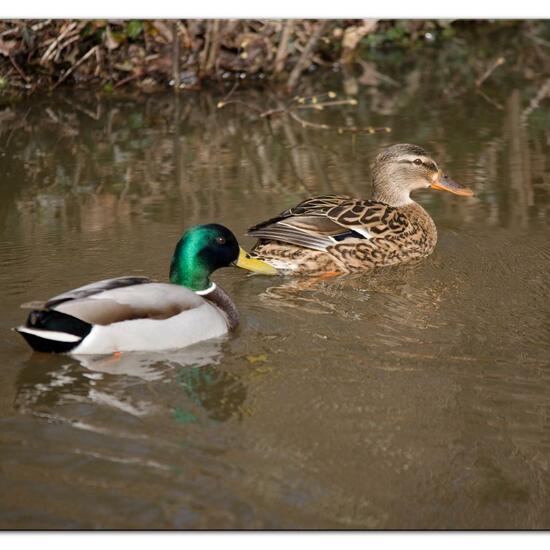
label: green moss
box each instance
[126,20,143,40]
[173,406,198,424]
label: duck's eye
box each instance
[413,158,423,166]
[216,236,226,245]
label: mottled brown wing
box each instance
[247,215,354,251]
[324,199,411,238]
[247,194,352,233]
[247,195,411,251]
[281,194,354,217]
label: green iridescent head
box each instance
[169,224,276,291]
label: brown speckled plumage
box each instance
[247,144,473,275]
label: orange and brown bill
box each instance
[431,173,474,197]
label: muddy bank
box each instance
[1,19,547,99]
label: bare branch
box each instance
[52,45,98,89]
[288,110,390,134]
[287,20,326,92]
[172,21,180,93]
[274,20,294,74]
[475,56,505,88]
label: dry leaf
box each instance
[0,38,17,57]
[104,27,120,51]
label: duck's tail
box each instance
[15,309,92,353]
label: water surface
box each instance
[1,37,550,528]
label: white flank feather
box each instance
[16,326,81,343]
[71,301,228,354]
[350,227,373,239]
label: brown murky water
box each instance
[2,35,550,528]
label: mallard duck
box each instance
[247,143,474,275]
[15,224,276,354]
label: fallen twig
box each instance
[61,95,100,119]
[114,73,141,89]
[218,94,355,118]
[9,54,30,82]
[220,80,239,103]
[295,99,357,110]
[205,19,221,75]
[40,21,78,65]
[476,88,503,111]
[287,20,326,92]
[521,78,550,123]
[258,98,356,118]
[475,56,505,88]
[172,21,180,92]
[0,26,20,38]
[1,20,52,39]
[31,20,52,33]
[52,45,98,89]
[274,20,294,74]
[526,33,550,48]
[216,99,265,114]
[217,92,390,134]
[54,34,81,62]
[288,110,390,134]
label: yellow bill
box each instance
[234,247,278,274]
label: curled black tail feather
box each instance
[27,309,92,338]
[17,309,92,353]
[17,329,80,353]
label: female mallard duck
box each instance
[247,143,474,275]
[15,224,276,354]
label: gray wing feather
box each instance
[248,224,333,251]
[54,283,204,326]
[247,214,371,251]
[45,276,153,308]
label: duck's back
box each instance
[248,195,438,274]
[16,278,229,354]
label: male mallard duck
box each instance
[247,144,474,275]
[15,224,276,354]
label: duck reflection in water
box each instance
[13,340,247,424]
